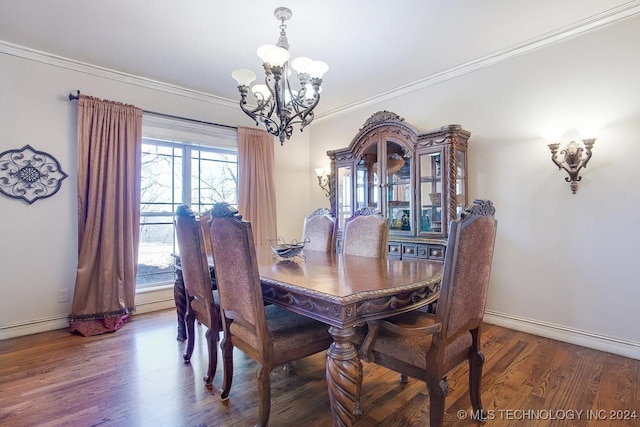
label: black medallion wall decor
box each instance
[0,145,68,204]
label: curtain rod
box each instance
[68,90,237,130]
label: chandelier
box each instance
[231,7,329,144]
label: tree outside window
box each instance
[137,138,237,288]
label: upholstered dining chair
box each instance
[198,212,214,260]
[207,203,334,427]
[341,207,388,258]
[198,211,218,290]
[175,205,222,389]
[301,207,335,252]
[355,199,497,426]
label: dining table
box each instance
[172,245,441,426]
[255,246,442,427]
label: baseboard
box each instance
[0,288,176,341]
[0,315,70,341]
[484,310,640,360]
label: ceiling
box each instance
[1,0,638,118]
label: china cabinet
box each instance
[327,111,470,260]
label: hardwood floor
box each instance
[0,309,638,426]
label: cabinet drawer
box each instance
[402,244,418,258]
[388,243,402,257]
[428,245,445,260]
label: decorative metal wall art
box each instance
[0,145,68,204]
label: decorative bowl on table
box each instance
[268,237,309,261]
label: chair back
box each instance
[302,208,335,252]
[175,205,217,325]
[435,199,497,353]
[199,211,213,259]
[207,203,269,353]
[342,207,388,258]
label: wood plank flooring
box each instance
[0,309,638,426]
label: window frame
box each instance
[136,114,238,290]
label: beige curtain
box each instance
[69,95,143,336]
[237,126,277,247]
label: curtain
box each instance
[69,95,143,336]
[237,126,277,247]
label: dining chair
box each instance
[198,212,214,266]
[207,203,334,427]
[355,199,497,426]
[175,205,222,389]
[341,207,388,258]
[197,210,219,291]
[301,207,335,252]
[173,210,218,341]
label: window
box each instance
[136,114,237,289]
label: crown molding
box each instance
[315,0,640,122]
[0,40,237,108]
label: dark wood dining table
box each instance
[172,246,442,426]
[255,247,442,427]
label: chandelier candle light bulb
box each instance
[232,7,328,144]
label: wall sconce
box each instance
[547,138,596,194]
[314,168,331,198]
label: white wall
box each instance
[311,16,640,358]
[0,50,311,338]
[274,130,313,242]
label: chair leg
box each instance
[183,310,195,363]
[256,365,272,427]
[220,334,234,401]
[426,376,447,427]
[204,328,218,389]
[469,350,486,420]
[174,271,187,341]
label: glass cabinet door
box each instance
[385,141,411,234]
[419,150,444,235]
[336,165,352,230]
[355,143,379,212]
[455,150,467,216]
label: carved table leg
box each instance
[173,267,187,341]
[326,326,363,427]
